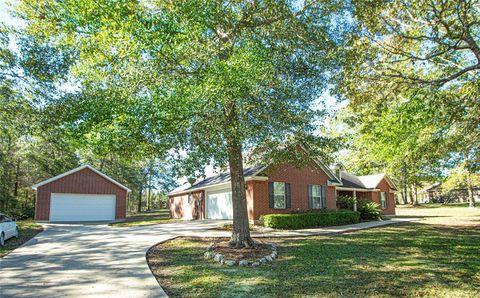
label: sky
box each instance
[0,1,18,27]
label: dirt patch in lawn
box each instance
[211,240,273,262]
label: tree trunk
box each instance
[402,184,408,204]
[14,158,20,198]
[413,181,418,205]
[138,188,143,212]
[466,173,475,208]
[147,173,152,211]
[227,138,254,248]
[409,184,416,205]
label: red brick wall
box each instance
[168,190,205,219]
[373,179,396,215]
[246,181,255,220]
[252,163,336,219]
[35,168,128,221]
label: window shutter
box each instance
[285,183,291,208]
[385,192,390,208]
[268,182,274,208]
[321,185,327,208]
[308,185,313,209]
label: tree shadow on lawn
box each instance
[148,222,480,298]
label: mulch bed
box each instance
[211,240,273,262]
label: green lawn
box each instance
[148,215,480,297]
[413,202,472,208]
[109,209,181,227]
[0,220,43,258]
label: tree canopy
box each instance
[16,0,351,246]
[336,0,479,203]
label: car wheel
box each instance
[0,233,4,246]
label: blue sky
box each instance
[0,1,18,27]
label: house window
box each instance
[273,182,286,209]
[309,185,326,209]
[311,185,323,209]
[379,192,388,209]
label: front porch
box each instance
[336,189,374,211]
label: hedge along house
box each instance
[32,165,130,222]
[168,156,397,221]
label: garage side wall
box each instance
[168,190,205,219]
[35,168,128,221]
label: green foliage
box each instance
[336,195,357,210]
[442,165,480,194]
[335,0,480,202]
[16,0,349,176]
[0,21,177,216]
[261,211,360,229]
[358,202,382,220]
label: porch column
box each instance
[353,190,357,211]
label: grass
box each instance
[400,202,472,208]
[147,206,480,298]
[109,209,181,227]
[215,222,256,231]
[0,220,43,258]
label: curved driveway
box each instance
[0,221,224,298]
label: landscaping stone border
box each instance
[204,243,278,267]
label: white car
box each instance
[0,213,19,246]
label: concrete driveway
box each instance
[0,220,223,298]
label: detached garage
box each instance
[32,165,130,222]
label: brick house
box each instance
[168,158,397,221]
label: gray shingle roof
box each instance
[169,165,265,195]
[340,171,367,189]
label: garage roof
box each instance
[31,165,131,192]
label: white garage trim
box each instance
[50,193,116,222]
[206,188,233,220]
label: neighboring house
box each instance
[32,165,130,222]
[168,156,397,221]
[420,183,480,203]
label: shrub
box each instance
[337,195,357,210]
[7,206,35,219]
[260,211,360,229]
[358,202,382,220]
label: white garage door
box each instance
[206,188,233,219]
[50,193,116,222]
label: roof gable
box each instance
[358,173,397,190]
[340,172,397,190]
[32,165,131,192]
